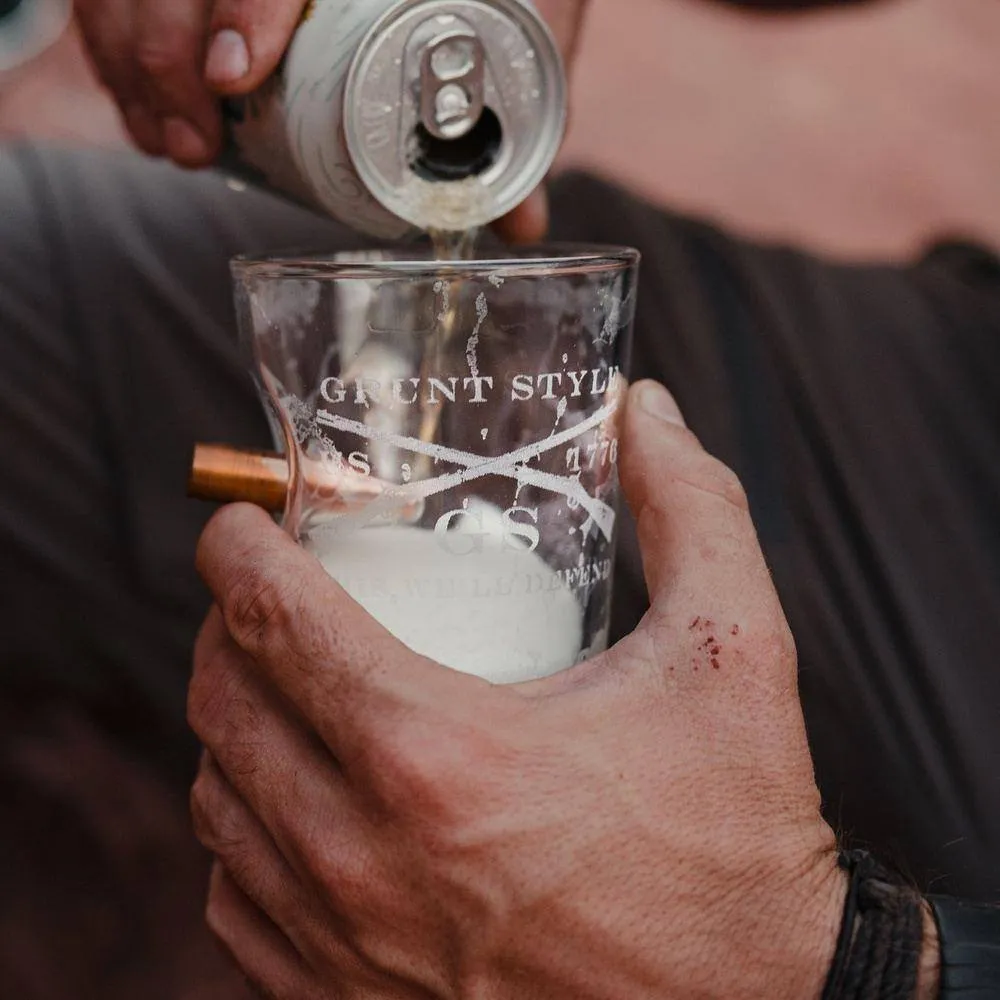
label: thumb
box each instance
[619,381,774,615]
[205,0,309,94]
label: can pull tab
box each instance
[419,29,486,141]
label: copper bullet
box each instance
[188,444,290,512]
[188,443,409,514]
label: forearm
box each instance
[918,902,941,1000]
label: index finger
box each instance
[195,504,468,754]
[135,0,221,165]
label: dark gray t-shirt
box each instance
[0,144,997,994]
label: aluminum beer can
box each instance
[221,0,566,239]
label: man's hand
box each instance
[188,379,847,998]
[74,0,311,165]
[74,0,591,242]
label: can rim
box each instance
[342,0,568,232]
[231,243,640,280]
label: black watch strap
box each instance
[928,896,1000,998]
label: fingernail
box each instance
[637,381,686,427]
[205,29,250,87]
[163,117,211,164]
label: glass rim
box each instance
[231,243,640,280]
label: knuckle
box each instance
[739,614,798,697]
[245,980,281,1000]
[191,775,253,873]
[134,38,191,81]
[766,615,797,665]
[191,769,235,851]
[368,724,431,792]
[187,652,242,743]
[370,725,450,811]
[189,770,217,845]
[314,840,380,915]
[712,461,750,511]
[682,454,750,513]
[225,567,295,652]
[205,894,281,1000]
[368,722,484,836]
[205,880,236,946]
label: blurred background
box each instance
[2,0,999,259]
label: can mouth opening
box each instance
[409,107,503,182]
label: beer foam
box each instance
[306,515,583,685]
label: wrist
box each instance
[821,850,932,999]
[810,887,940,1000]
[807,861,851,998]
[748,844,848,999]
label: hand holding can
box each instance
[75,0,575,241]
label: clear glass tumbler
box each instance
[233,245,639,684]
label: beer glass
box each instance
[232,245,639,684]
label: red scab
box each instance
[731,625,741,636]
[711,657,721,670]
[690,617,701,630]
[710,646,721,656]
[706,636,715,646]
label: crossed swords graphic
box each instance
[314,400,619,542]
